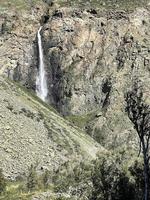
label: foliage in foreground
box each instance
[48,152,147,200]
[91,151,148,200]
[0,151,149,200]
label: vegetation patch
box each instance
[66,112,96,130]
[57,0,149,10]
[0,0,41,11]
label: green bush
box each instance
[42,169,50,189]
[129,160,145,200]
[0,169,6,195]
[53,161,93,198]
[26,165,38,192]
[91,153,143,200]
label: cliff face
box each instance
[0,1,150,199]
[0,1,150,149]
[43,7,150,114]
[0,1,49,89]
[42,7,150,147]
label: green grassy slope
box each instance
[0,76,102,180]
[58,0,149,10]
[0,0,149,12]
[0,0,40,11]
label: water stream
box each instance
[36,27,48,101]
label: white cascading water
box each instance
[36,27,48,102]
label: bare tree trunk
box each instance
[125,82,150,200]
[142,140,149,200]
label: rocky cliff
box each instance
[0,0,150,174]
[0,1,150,199]
[1,0,150,150]
[42,6,150,149]
[0,0,50,88]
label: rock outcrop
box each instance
[39,7,150,148]
[0,1,50,89]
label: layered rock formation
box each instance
[0,0,150,152]
[41,7,150,148]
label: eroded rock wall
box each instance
[41,7,150,148]
[1,3,150,149]
[0,1,50,89]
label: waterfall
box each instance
[36,27,48,102]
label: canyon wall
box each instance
[0,1,150,148]
[42,7,150,148]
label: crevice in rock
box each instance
[116,45,127,70]
[87,9,97,15]
[25,39,38,91]
[13,62,22,81]
[43,0,54,7]
[41,15,50,24]
[53,10,63,18]
[101,77,112,109]
[116,33,134,71]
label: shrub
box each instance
[26,165,38,192]
[0,169,6,195]
[129,160,147,200]
[42,169,50,189]
[91,152,136,200]
[53,161,93,198]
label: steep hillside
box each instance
[0,1,150,199]
[0,76,101,180]
[1,0,150,152]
